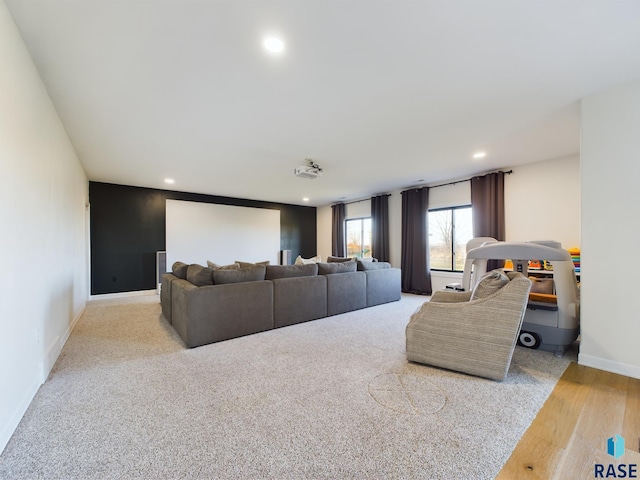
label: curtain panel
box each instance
[400,187,432,295]
[331,203,346,257]
[371,194,390,262]
[471,171,506,270]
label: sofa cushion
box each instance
[317,261,357,275]
[265,264,318,280]
[357,260,391,271]
[186,264,214,286]
[294,255,321,265]
[213,265,266,284]
[471,270,510,300]
[172,261,189,279]
[327,256,356,263]
[272,275,327,328]
[207,261,240,270]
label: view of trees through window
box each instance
[428,206,473,271]
[346,218,372,259]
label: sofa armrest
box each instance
[160,273,179,323]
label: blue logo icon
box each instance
[608,434,625,459]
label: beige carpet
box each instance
[0,293,575,479]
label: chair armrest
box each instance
[430,290,472,303]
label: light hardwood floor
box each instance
[497,362,640,479]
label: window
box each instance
[345,217,372,259]
[428,206,473,271]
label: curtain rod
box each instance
[424,169,513,190]
[335,193,391,207]
[335,169,513,205]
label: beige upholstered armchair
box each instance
[406,271,532,381]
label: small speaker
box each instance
[156,251,167,293]
[280,249,292,265]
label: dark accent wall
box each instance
[90,182,317,295]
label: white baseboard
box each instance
[39,304,86,384]
[89,289,158,301]
[0,375,40,455]
[1,302,87,455]
[578,353,640,380]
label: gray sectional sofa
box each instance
[161,260,401,348]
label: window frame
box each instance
[428,204,472,273]
[344,216,373,259]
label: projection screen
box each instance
[166,199,280,268]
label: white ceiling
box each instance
[7,0,640,206]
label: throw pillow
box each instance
[470,270,510,300]
[327,256,356,263]
[317,261,357,275]
[265,264,318,280]
[172,261,189,279]
[357,257,378,263]
[186,264,214,286]
[236,260,270,268]
[294,255,321,265]
[213,265,266,284]
[357,261,391,271]
[207,260,240,270]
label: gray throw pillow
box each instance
[357,261,391,271]
[186,264,214,286]
[317,261,357,275]
[265,264,318,280]
[207,261,239,270]
[327,256,356,263]
[470,270,510,300]
[213,265,266,284]
[172,261,189,279]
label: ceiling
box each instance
[6,1,640,207]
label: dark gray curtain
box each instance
[401,187,432,295]
[371,194,390,262]
[331,203,346,257]
[471,172,505,270]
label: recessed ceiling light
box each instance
[473,152,487,159]
[164,178,175,184]
[302,197,309,202]
[263,36,285,53]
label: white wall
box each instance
[579,80,640,379]
[0,1,88,453]
[345,199,371,219]
[318,158,581,291]
[505,155,580,250]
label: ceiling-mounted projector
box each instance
[294,158,323,179]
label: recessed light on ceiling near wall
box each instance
[473,152,487,159]
[263,36,285,54]
[164,178,175,184]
